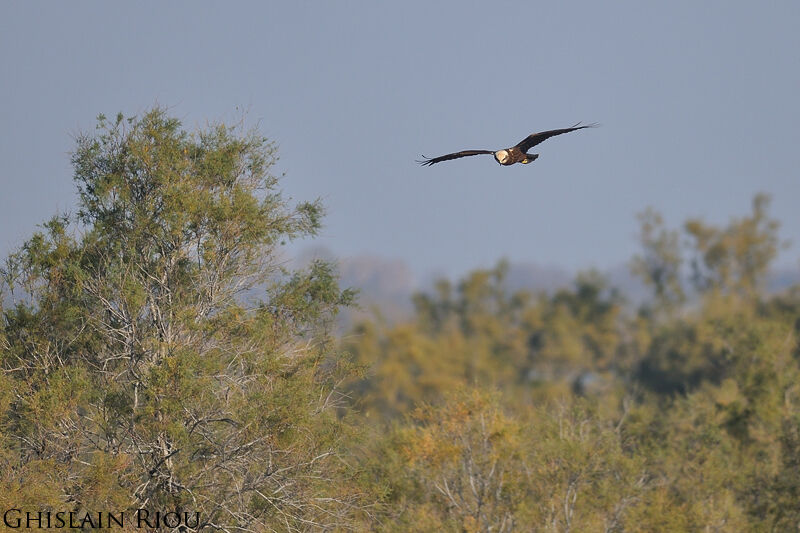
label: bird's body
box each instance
[493,147,539,166]
[417,123,596,167]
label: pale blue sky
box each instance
[2,2,799,277]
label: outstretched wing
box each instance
[417,150,495,166]
[514,122,598,152]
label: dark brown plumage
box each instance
[417,123,597,167]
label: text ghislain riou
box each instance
[2,508,200,529]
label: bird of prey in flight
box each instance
[417,123,597,167]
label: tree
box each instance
[685,193,782,298]
[0,108,364,530]
[631,207,685,312]
[635,194,788,395]
[375,390,649,532]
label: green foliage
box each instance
[346,263,627,420]
[685,193,783,297]
[631,207,685,311]
[345,193,800,530]
[1,108,365,530]
[373,390,647,532]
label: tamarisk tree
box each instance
[0,108,362,530]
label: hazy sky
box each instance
[2,2,799,277]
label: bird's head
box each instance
[494,149,510,165]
